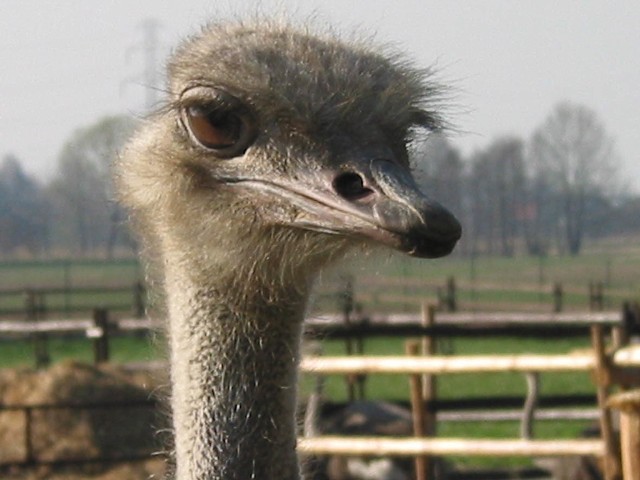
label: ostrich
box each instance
[115,19,461,480]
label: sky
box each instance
[1,1,639,190]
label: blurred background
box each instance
[2,3,640,479]
[1,0,639,259]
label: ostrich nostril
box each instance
[333,172,374,202]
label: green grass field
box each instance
[314,237,640,312]
[1,334,594,422]
[2,235,640,315]
[0,258,143,316]
[0,259,142,289]
[0,334,161,367]
[0,243,633,470]
[0,328,598,470]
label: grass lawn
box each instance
[0,259,143,316]
[0,334,161,368]
[3,333,594,408]
[0,249,626,471]
[3,236,640,316]
[0,259,141,290]
[312,236,640,312]
[1,329,599,470]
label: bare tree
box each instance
[50,115,136,255]
[522,174,558,256]
[0,154,48,255]
[529,102,620,254]
[415,134,464,215]
[414,134,465,252]
[468,137,526,256]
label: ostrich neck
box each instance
[165,258,308,480]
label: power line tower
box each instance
[139,18,161,110]
[124,18,163,112]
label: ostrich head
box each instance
[116,19,460,480]
[118,21,460,291]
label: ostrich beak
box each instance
[231,157,461,258]
[329,158,462,258]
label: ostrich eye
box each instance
[180,89,256,158]
[186,106,242,148]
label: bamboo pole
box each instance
[298,436,604,457]
[300,354,595,375]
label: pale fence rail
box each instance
[2,310,639,478]
[298,332,640,480]
[0,310,623,333]
[299,354,596,374]
[298,436,605,457]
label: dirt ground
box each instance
[0,360,169,480]
[2,459,167,480]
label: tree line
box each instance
[0,102,637,258]
[0,116,136,257]
[409,101,632,257]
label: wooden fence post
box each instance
[93,308,110,364]
[622,302,639,338]
[24,406,35,465]
[597,282,605,310]
[354,305,367,400]
[406,340,428,480]
[612,305,629,352]
[26,289,50,368]
[438,279,457,312]
[133,281,146,318]
[63,259,72,316]
[421,303,438,479]
[521,372,539,439]
[589,282,605,312]
[608,390,640,480]
[421,303,437,436]
[342,277,365,401]
[553,283,563,313]
[446,277,457,312]
[590,325,622,480]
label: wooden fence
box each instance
[2,305,640,478]
[1,307,636,369]
[0,283,146,318]
[299,323,640,480]
[433,277,610,313]
[0,309,153,367]
[0,274,625,320]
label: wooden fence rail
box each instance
[2,308,634,369]
[0,283,147,317]
[298,436,605,457]
[299,324,640,480]
[2,308,639,478]
[0,275,633,319]
[300,354,596,374]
